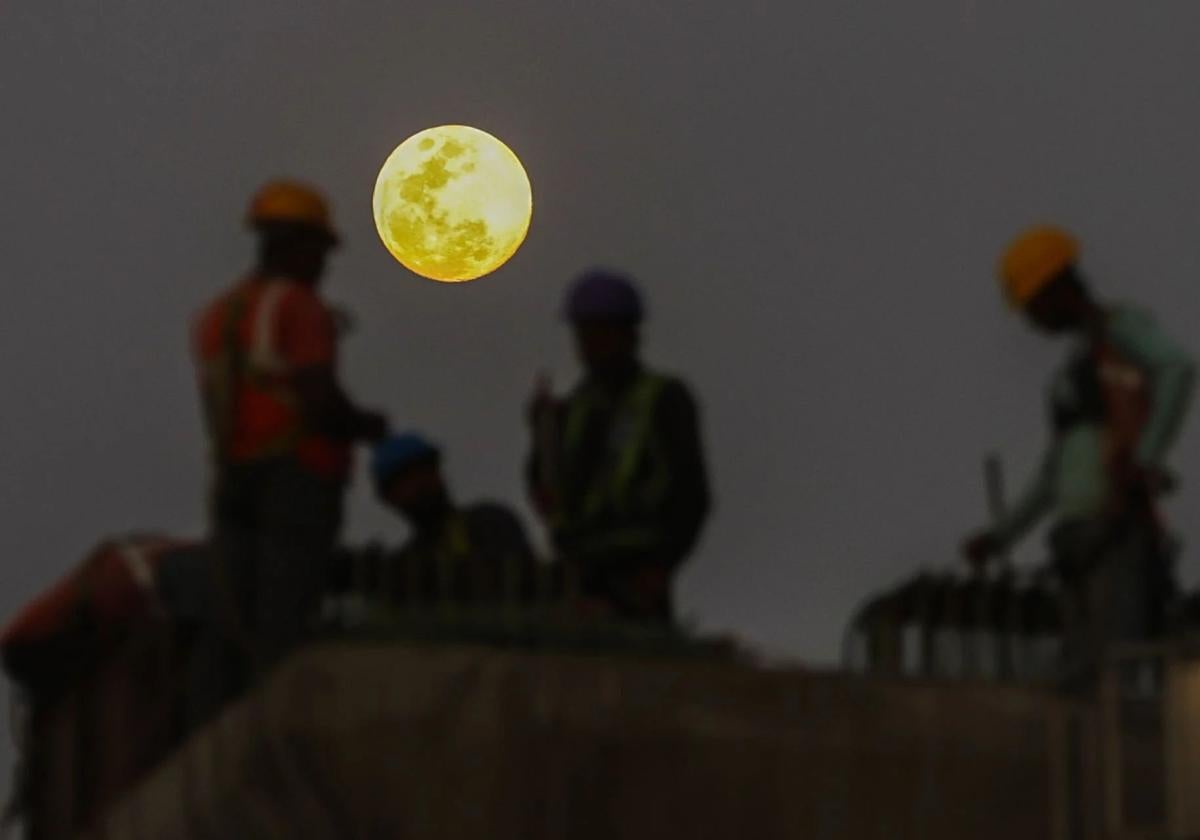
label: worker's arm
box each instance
[281,292,388,442]
[965,445,1055,562]
[493,507,537,565]
[991,447,1054,548]
[655,380,712,565]
[1106,307,1195,468]
[524,383,564,522]
[293,366,388,442]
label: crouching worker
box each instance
[366,433,541,609]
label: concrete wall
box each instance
[83,643,1088,840]
[1167,656,1200,837]
[21,624,182,840]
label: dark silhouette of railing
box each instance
[844,568,1065,682]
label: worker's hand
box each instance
[961,529,1000,573]
[1107,460,1175,516]
[530,486,557,521]
[1119,461,1174,497]
[359,410,389,443]
[328,304,356,336]
[527,372,557,427]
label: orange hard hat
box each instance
[998,225,1079,308]
[246,180,339,243]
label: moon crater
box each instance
[373,126,532,282]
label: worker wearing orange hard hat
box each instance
[190,181,388,713]
[963,225,1194,683]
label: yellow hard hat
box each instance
[998,225,1078,308]
[246,180,339,243]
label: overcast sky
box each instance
[2,0,1199,694]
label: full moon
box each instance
[372,125,533,282]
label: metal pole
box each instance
[984,453,1012,573]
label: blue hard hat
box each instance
[371,433,441,493]
[563,268,644,324]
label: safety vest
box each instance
[428,512,473,602]
[1095,341,1150,468]
[1052,338,1150,468]
[383,511,477,607]
[0,535,180,661]
[556,372,673,557]
[202,280,305,465]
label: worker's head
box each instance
[564,268,644,378]
[371,433,451,532]
[1022,267,1094,333]
[999,226,1093,334]
[247,181,340,284]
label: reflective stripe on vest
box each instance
[203,290,249,462]
[436,512,473,601]
[116,538,166,618]
[561,373,671,528]
[251,281,289,375]
[206,280,303,462]
[1094,341,1150,466]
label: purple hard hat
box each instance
[563,268,644,324]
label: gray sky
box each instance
[1,0,1199,682]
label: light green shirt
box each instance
[995,305,1194,547]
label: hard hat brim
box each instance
[250,218,342,250]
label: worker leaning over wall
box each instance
[962,226,1194,685]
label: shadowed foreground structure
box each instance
[61,641,1088,840]
[15,541,1200,838]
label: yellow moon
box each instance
[372,125,532,282]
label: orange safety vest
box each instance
[0,535,181,658]
[1094,340,1150,472]
[195,278,349,479]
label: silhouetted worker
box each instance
[527,269,711,623]
[369,433,537,606]
[191,181,387,704]
[963,226,1194,681]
